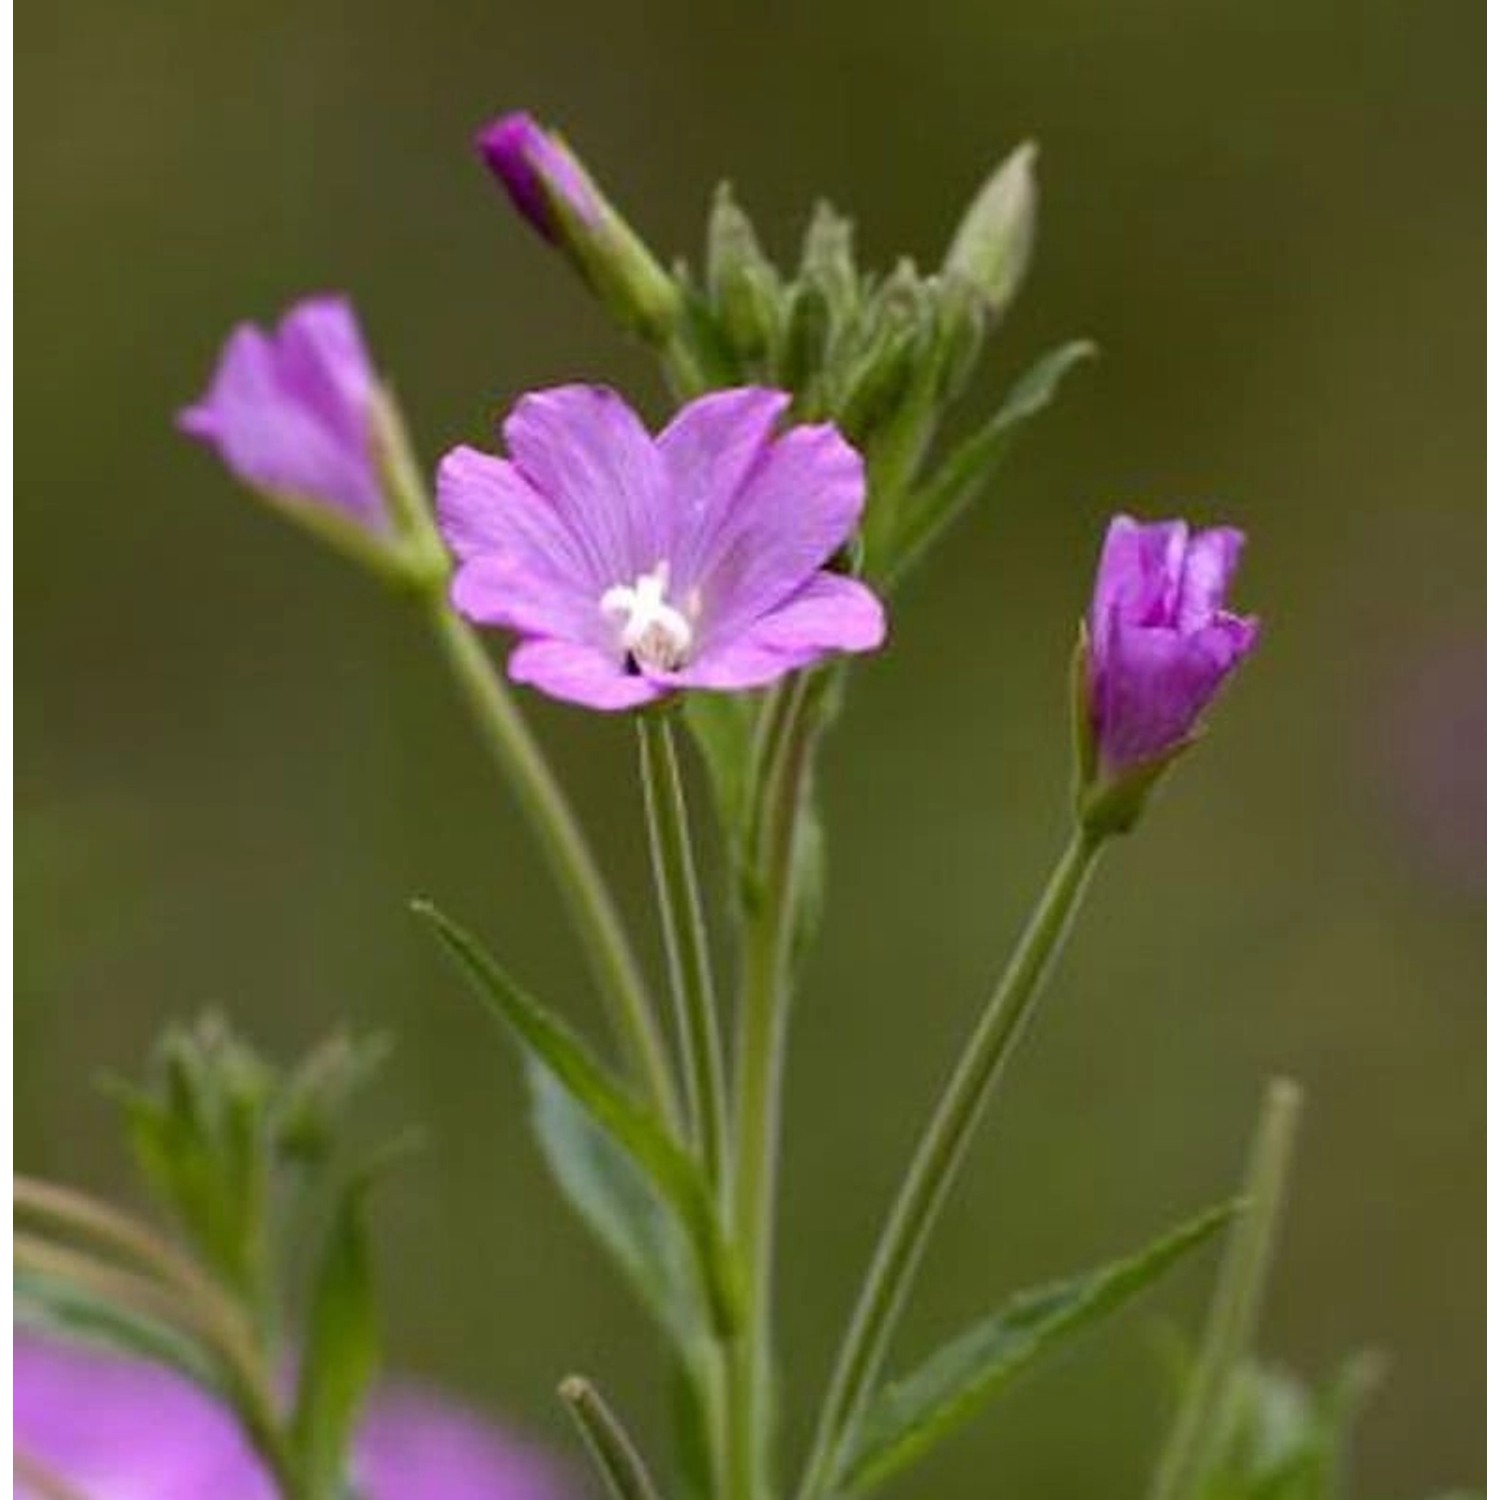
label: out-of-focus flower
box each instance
[1085,514,1259,781]
[475,113,601,244]
[13,1331,570,1500]
[438,385,886,711]
[179,296,389,532]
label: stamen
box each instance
[600,560,694,672]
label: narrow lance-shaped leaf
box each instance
[883,339,1096,584]
[836,1201,1237,1497]
[528,1061,708,1355]
[415,901,743,1334]
[290,1180,379,1500]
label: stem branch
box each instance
[800,826,1103,1498]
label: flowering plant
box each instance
[19,108,1417,1500]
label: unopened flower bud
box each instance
[476,111,683,346]
[944,141,1038,319]
[1076,514,1259,835]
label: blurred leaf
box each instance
[529,1067,716,1499]
[107,1016,276,1300]
[789,794,827,969]
[838,1202,1235,1496]
[15,1267,224,1394]
[528,1062,706,1352]
[706,183,784,371]
[1197,1354,1385,1500]
[682,690,760,865]
[417,902,743,1334]
[883,339,1096,584]
[274,1032,392,1164]
[290,1182,379,1500]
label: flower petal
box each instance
[178,298,386,528]
[14,1331,278,1499]
[673,573,885,691]
[655,387,790,583]
[274,295,377,451]
[451,555,605,642]
[1178,526,1245,631]
[507,637,665,711]
[693,422,866,641]
[1095,613,1258,772]
[354,1384,569,1500]
[503,385,668,583]
[1089,514,1189,655]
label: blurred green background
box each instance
[17,0,1482,1494]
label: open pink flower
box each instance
[437,385,887,710]
[14,1331,570,1500]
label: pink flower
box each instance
[437,385,887,711]
[179,296,388,531]
[1087,514,1259,776]
[13,1332,570,1500]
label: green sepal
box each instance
[1075,735,1199,840]
[835,1202,1238,1497]
[415,902,744,1334]
[1070,620,1100,792]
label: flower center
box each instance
[600,561,695,672]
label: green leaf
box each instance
[838,1202,1236,1496]
[290,1182,379,1500]
[527,1068,716,1500]
[1198,1353,1384,1500]
[682,690,760,863]
[884,339,1096,584]
[528,1061,707,1352]
[416,901,743,1334]
[15,1267,225,1394]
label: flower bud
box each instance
[1076,514,1259,835]
[943,141,1038,319]
[706,183,784,366]
[178,295,390,533]
[475,111,683,346]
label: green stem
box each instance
[728,674,822,1500]
[1147,1077,1303,1500]
[559,1375,667,1500]
[637,714,729,1187]
[799,826,1104,1499]
[424,601,679,1127]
